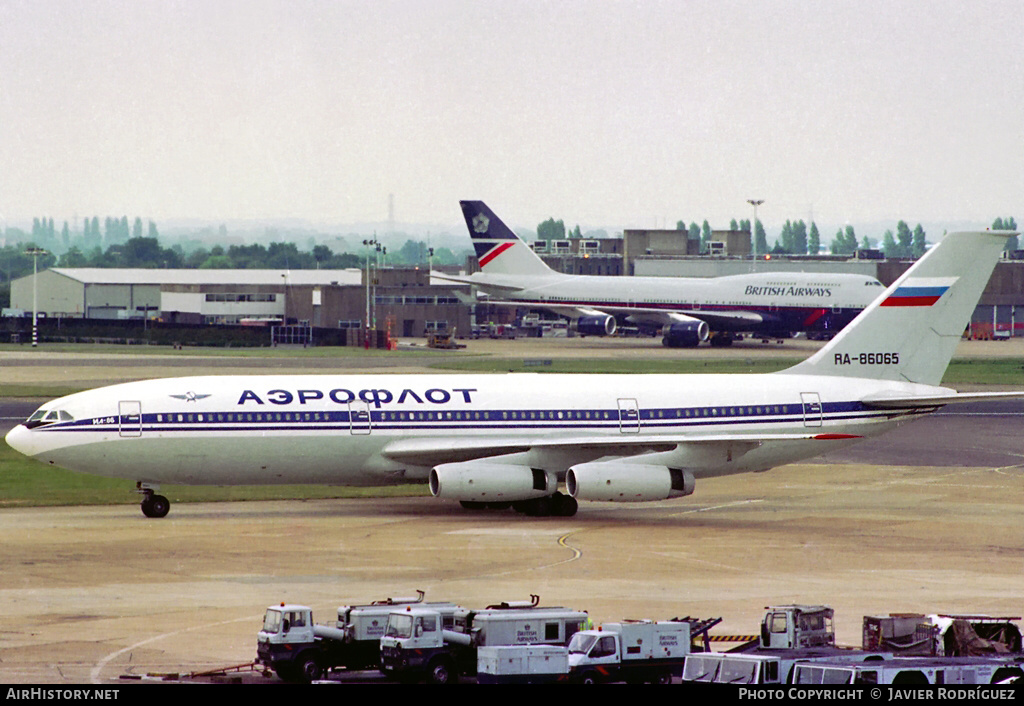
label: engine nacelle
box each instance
[566,462,695,502]
[571,314,617,336]
[661,320,710,348]
[429,461,555,502]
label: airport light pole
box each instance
[374,243,386,331]
[24,247,46,348]
[362,236,378,348]
[280,272,289,324]
[747,199,764,258]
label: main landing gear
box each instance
[137,482,170,518]
[460,491,578,517]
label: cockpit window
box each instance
[24,408,74,428]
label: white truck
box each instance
[566,620,694,684]
[379,595,589,684]
[256,591,461,682]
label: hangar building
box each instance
[9,267,472,336]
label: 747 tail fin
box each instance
[783,230,1017,386]
[459,201,555,277]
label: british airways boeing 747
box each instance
[436,201,884,346]
[5,228,1020,518]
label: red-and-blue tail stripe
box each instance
[880,285,950,307]
[477,241,516,267]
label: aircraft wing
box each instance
[428,290,766,332]
[619,306,765,329]
[430,271,766,331]
[448,296,766,330]
[381,431,831,468]
[434,294,612,323]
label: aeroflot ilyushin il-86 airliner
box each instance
[435,201,885,346]
[6,229,1022,518]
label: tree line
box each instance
[544,215,1020,259]
[27,216,160,251]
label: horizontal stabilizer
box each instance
[429,272,526,292]
[861,390,1024,409]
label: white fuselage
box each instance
[475,271,881,311]
[6,371,942,488]
[466,269,883,328]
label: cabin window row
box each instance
[147,406,797,425]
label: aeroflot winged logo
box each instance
[880,277,958,307]
[170,391,212,402]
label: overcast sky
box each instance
[1,0,1021,235]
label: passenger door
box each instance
[800,392,822,428]
[349,401,371,435]
[118,401,142,437]
[617,398,640,434]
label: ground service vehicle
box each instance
[256,592,460,682]
[682,649,888,685]
[477,645,570,684]
[379,596,588,684]
[792,656,1024,685]
[760,605,835,649]
[682,604,857,685]
[566,620,694,684]
[863,613,1022,657]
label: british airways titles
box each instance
[744,285,834,298]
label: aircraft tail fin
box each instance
[460,201,554,276]
[783,230,1017,386]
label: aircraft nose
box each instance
[5,424,37,457]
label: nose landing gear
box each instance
[137,482,170,518]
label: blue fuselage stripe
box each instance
[33,400,908,435]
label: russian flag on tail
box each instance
[880,277,958,307]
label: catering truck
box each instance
[257,591,461,682]
[379,595,588,684]
[566,620,695,684]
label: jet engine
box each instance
[661,319,710,348]
[566,461,695,502]
[429,460,556,502]
[571,314,617,337]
